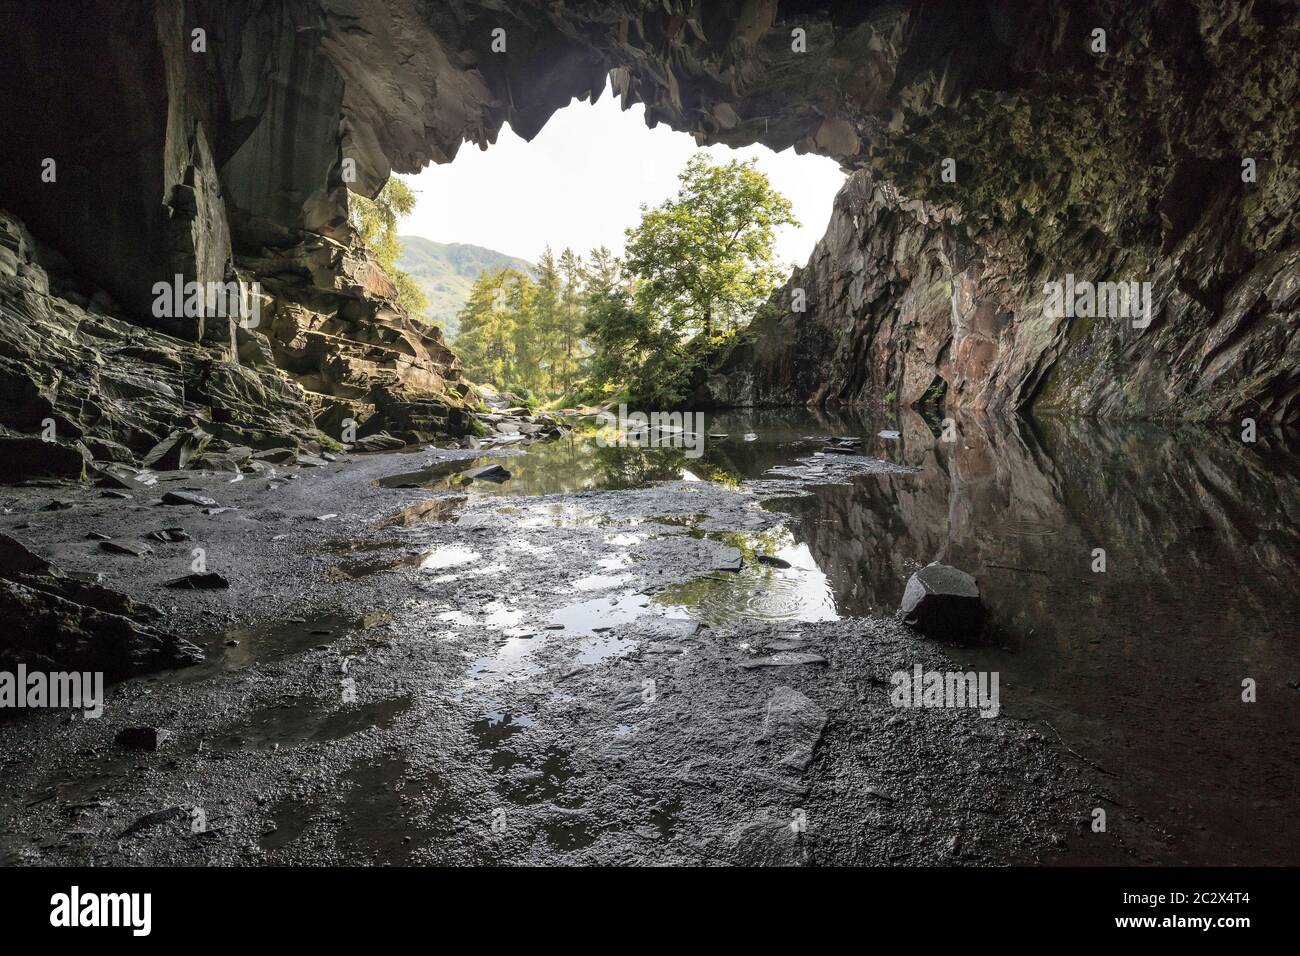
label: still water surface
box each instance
[454,407,1300,864]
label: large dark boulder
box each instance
[899,563,985,641]
[0,431,91,482]
[0,532,204,680]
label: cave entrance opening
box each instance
[379,78,845,409]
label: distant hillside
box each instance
[396,236,534,339]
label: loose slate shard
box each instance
[115,726,171,751]
[464,464,511,483]
[165,572,230,590]
[99,540,152,557]
[161,490,217,507]
[142,427,209,470]
[759,685,827,772]
[899,562,985,640]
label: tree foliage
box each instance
[452,248,590,400]
[452,154,795,406]
[349,177,429,318]
[586,153,795,404]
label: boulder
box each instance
[899,562,985,641]
[98,540,152,557]
[165,572,230,589]
[114,726,172,751]
[351,432,406,452]
[0,432,90,481]
[142,427,209,471]
[161,490,217,507]
[0,532,204,678]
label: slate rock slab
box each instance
[759,685,827,772]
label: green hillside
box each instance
[396,236,534,338]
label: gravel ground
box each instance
[0,444,1171,865]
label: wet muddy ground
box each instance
[0,409,1294,865]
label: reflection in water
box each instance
[472,406,1298,864]
[654,529,839,625]
[704,407,1300,866]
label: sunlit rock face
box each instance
[0,0,1296,438]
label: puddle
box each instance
[329,553,427,579]
[262,754,462,859]
[337,756,425,861]
[605,532,646,547]
[260,796,315,852]
[330,543,484,579]
[471,712,594,851]
[481,603,525,629]
[419,545,481,569]
[471,711,536,771]
[571,572,633,591]
[437,429,702,496]
[573,632,639,666]
[649,513,709,534]
[477,731,592,851]
[376,460,481,490]
[547,593,657,636]
[161,613,361,682]
[465,634,548,684]
[320,539,401,554]
[654,535,839,625]
[543,815,599,852]
[647,795,683,840]
[378,496,466,526]
[214,695,412,751]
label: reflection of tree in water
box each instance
[653,526,839,625]
[590,443,689,488]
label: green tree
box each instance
[626,153,795,341]
[528,248,564,395]
[586,154,796,403]
[556,248,588,396]
[348,177,429,318]
[454,268,528,388]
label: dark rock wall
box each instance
[689,3,1300,424]
[704,173,960,411]
[0,0,470,462]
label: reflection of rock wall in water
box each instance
[778,410,1300,864]
[785,410,1300,639]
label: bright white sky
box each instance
[402,80,846,271]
